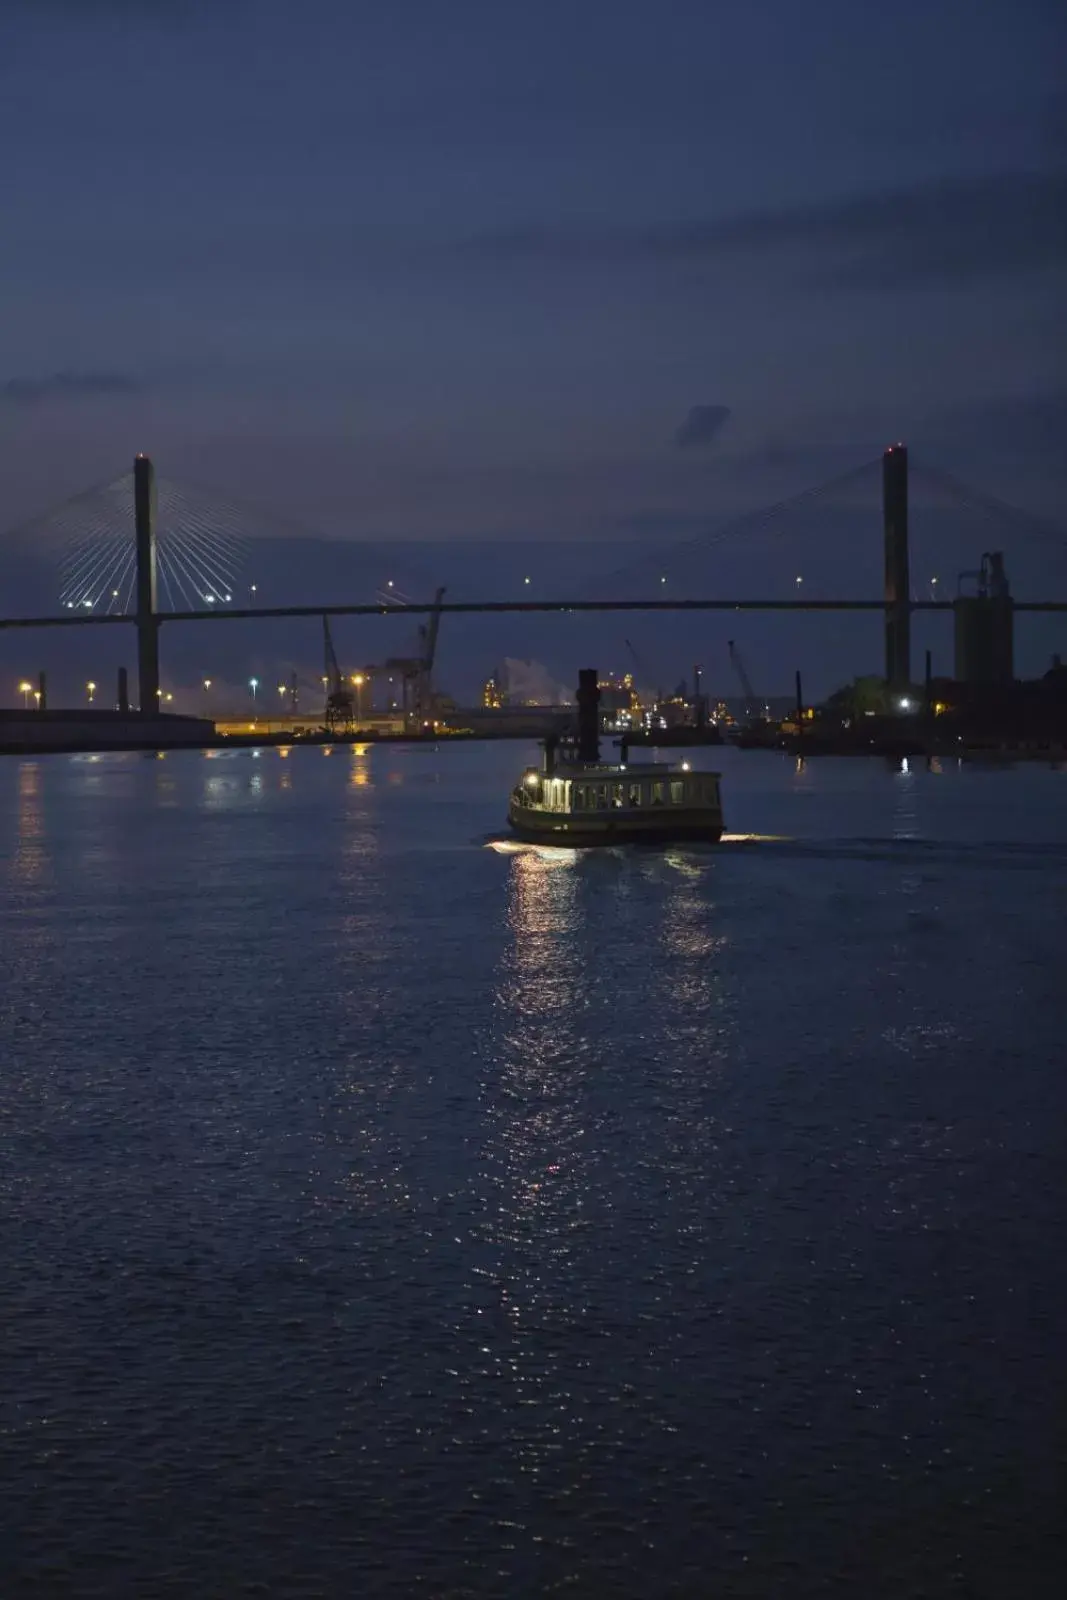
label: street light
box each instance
[278,683,288,697]
[250,584,258,604]
[249,677,259,701]
[86,681,96,704]
[351,672,366,723]
[795,575,804,586]
[18,680,32,709]
[203,678,212,692]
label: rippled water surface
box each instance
[2,745,1065,1598]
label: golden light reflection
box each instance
[13,761,47,885]
[349,745,371,787]
[6,763,56,991]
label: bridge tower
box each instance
[133,453,160,711]
[883,443,910,689]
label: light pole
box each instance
[250,583,258,605]
[86,681,96,705]
[18,680,32,710]
[249,677,259,704]
[351,673,365,725]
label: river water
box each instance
[2,745,1065,1598]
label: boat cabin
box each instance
[513,764,721,816]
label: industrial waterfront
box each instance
[2,445,1066,760]
[2,742,1065,1597]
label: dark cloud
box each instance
[468,171,1067,289]
[674,404,731,451]
[1,372,142,406]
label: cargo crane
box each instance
[624,638,663,707]
[385,586,446,730]
[727,640,760,720]
[726,639,781,746]
[322,614,355,732]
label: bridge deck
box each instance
[1,597,1066,630]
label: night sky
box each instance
[1,0,1065,695]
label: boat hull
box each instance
[507,806,723,846]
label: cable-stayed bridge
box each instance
[2,446,1065,711]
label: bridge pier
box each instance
[883,444,911,689]
[133,454,160,712]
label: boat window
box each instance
[572,785,584,811]
[651,782,666,805]
[612,784,625,808]
[628,785,641,807]
[670,780,685,804]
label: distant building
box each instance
[597,673,640,729]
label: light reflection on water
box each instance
[0,745,1064,1597]
[14,761,46,886]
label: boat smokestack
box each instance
[576,668,600,762]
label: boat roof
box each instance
[546,760,718,777]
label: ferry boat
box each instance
[507,669,725,846]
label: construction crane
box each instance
[624,638,660,705]
[385,586,446,730]
[727,639,761,722]
[322,614,355,732]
